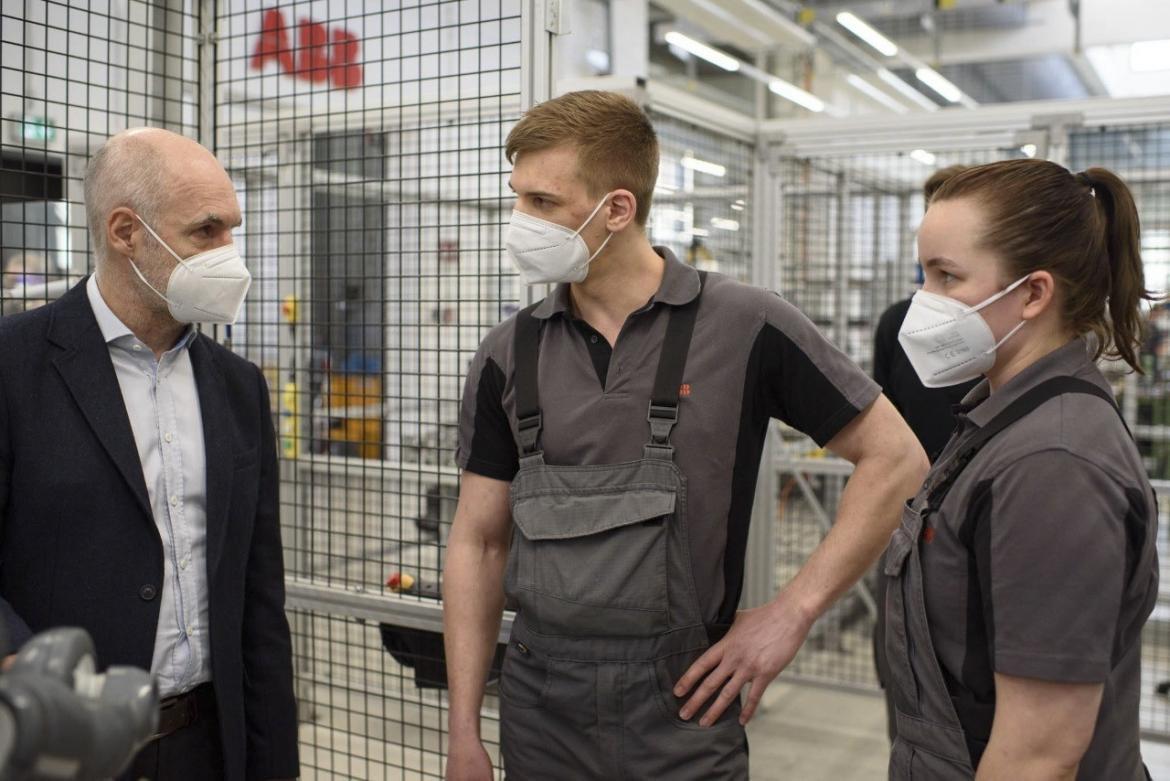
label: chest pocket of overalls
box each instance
[509,479,676,637]
[504,272,708,643]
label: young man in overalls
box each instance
[442,90,928,780]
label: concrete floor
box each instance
[746,682,1170,781]
[746,683,889,780]
[296,677,1170,779]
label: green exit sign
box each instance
[21,117,56,142]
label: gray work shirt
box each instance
[456,248,881,625]
[917,336,1158,778]
[87,275,212,698]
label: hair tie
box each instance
[1075,171,1096,198]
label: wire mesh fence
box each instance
[765,119,1170,738]
[213,1,525,775]
[768,144,1027,691]
[1,0,202,316]
[3,1,1170,773]
[648,110,754,282]
[1068,122,1170,737]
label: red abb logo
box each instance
[251,8,362,90]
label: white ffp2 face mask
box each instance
[897,276,1030,388]
[505,195,613,285]
[129,214,252,324]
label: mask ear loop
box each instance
[127,213,185,306]
[967,274,1031,314]
[985,320,1026,354]
[133,214,190,267]
[574,194,615,265]
[978,275,1032,354]
[572,195,612,238]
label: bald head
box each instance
[84,128,234,265]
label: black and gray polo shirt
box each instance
[918,336,1159,779]
[455,248,881,626]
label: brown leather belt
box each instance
[152,682,215,740]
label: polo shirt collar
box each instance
[530,246,701,320]
[962,335,1097,428]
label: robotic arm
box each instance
[0,628,158,781]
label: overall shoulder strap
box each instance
[512,302,543,456]
[646,271,708,457]
[927,376,1124,508]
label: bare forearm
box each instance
[442,534,508,738]
[781,448,926,619]
[976,742,1079,781]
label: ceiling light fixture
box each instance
[664,32,741,72]
[836,11,898,57]
[845,73,908,113]
[915,67,963,103]
[768,77,826,113]
[681,156,727,177]
[910,148,937,166]
[876,68,939,111]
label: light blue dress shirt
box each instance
[86,274,211,698]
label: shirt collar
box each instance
[86,273,197,352]
[530,246,702,320]
[962,336,1098,428]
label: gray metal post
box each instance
[740,145,780,612]
[148,0,189,131]
[196,0,217,147]
[834,172,849,347]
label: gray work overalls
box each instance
[884,377,1130,779]
[498,275,749,780]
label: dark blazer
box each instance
[0,279,298,780]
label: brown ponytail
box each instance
[1079,167,1152,372]
[931,159,1155,373]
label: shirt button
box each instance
[169,495,178,506]
[590,335,599,344]
[132,344,143,351]
[139,584,157,601]
[186,624,195,636]
[180,557,189,571]
[164,432,173,443]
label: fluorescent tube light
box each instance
[915,67,962,103]
[877,68,939,111]
[910,148,937,166]
[836,11,898,57]
[768,78,826,113]
[845,73,908,113]
[664,32,740,72]
[681,156,727,177]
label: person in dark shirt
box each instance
[873,296,978,459]
[872,164,971,742]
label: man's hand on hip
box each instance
[672,593,815,727]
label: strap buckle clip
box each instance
[647,403,678,446]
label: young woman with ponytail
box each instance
[884,159,1159,780]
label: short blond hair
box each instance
[506,91,658,225]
